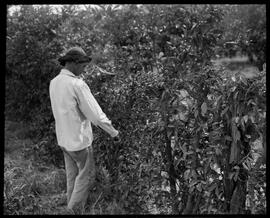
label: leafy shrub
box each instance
[6,4,266,214]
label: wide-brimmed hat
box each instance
[58,47,91,66]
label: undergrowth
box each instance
[4,120,125,215]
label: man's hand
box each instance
[113,133,121,143]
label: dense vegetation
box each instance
[5,4,266,215]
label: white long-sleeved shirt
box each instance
[49,69,118,151]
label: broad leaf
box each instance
[201,102,207,116]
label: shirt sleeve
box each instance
[73,79,119,137]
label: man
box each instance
[49,47,120,213]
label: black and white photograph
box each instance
[5,4,266,215]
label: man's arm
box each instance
[74,79,119,137]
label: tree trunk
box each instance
[230,181,247,214]
[182,193,194,214]
[163,115,178,214]
[223,140,234,212]
[165,133,178,214]
[192,192,202,214]
[223,103,249,214]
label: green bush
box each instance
[6,4,266,214]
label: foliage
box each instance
[4,120,124,215]
[216,4,266,70]
[4,154,66,214]
[6,4,266,215]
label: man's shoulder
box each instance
[74,77,86,86]
[50,74,59,85]
[50,72,89,90]
[73,77,90,90]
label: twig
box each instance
[237,150,252,165]
[94,65,116,75]
[108,182,123,188]
[92,192,103,209]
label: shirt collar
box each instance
[60,69,77,78]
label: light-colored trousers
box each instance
[61,146,96,211]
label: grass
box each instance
[4,120,125,215]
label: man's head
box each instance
[58,47,91,75]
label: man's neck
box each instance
[63,66,74,74]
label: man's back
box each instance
[49,69,93,151]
